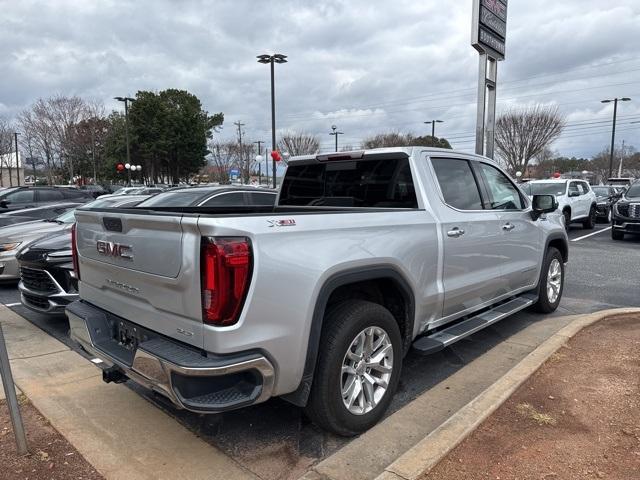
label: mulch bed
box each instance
[1,396,103,480]
[423,314,640,480]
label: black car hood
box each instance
[17,231,71,264]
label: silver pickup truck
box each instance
[67,147,568,436]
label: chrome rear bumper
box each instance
[66,301,275,413]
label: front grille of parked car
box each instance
[20,267,58,293]
[22,292,50,310]
[629,204,640,219]
[617,204,630,217]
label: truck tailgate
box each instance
[74,209,204,348]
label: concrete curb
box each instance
[376,307,640,480]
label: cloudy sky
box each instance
[1,0,639,158]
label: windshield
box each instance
[591,187,610,197]
[136,191,205,207]
[626,184,640,197]
[526,183,567,196]
[55,209,77,223]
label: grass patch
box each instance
[516,403,557,425]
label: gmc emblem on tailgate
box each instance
[96,240,133,260]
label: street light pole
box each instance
[114,96,135,185]
[424,120,443,138]
[257,53,287,189]
[329,125,344,152]
[601,97,631,179]
[14,132,20,186]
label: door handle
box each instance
[502,223,515,231]
[447,228,465,238]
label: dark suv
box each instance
[0,187,93,212]
[612,181,640,240]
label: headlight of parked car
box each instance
[0,242,22,252]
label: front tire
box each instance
[305,300,403,436]
[531,247,564,313]
[612,229,625,240]
[582,206,596,229]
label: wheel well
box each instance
[326,278,412,352]
[548,238,568,263]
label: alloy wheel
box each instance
[341,326,393,415]
[547,258,562,304]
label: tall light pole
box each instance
[13,132,20,186]
[424,120,443,138]
[114,96,135,185]
[329,125,344,152]
[601,97,631,179]
[257,53,287,188]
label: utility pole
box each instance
[90,125,96,183]
[329,125,344,152]
[618,140,626,178]
[234,121,246,183]
[14,132,20,186]
[601,97,631,179]
[254,140,264,185]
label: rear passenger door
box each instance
[430,157,504,318]
[474,161,542,293]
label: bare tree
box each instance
[207,140,242,183]
[362,132,413,149]
[495,105,565,175]
[278,131,320,160]
[0,116,14,186]
[18,103,57,184]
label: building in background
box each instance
[0,152,25,187]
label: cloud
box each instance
[1,0,639,158]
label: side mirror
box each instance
[568,191,580,197]
[0,200,8,209]
[531,194,558,220]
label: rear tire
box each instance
[582,206,596,229]
[531,247,564,313]
[612,229,625,241]
[304,300,403,436]
[563,210,571,232]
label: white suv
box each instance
[522,180,597,231]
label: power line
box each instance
[281,58,640,120]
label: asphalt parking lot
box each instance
[0,221,637,480]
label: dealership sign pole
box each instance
[472,0,507,159]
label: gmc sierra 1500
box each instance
[67,147,568,436]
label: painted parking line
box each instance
[571,227,612,242]
[4,302,22,307]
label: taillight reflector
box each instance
[71,223,81,281]
[201,237,252,326]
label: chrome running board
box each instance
[412,293,537,355]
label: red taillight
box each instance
[201,237,252,326]
[71,223,81,280]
